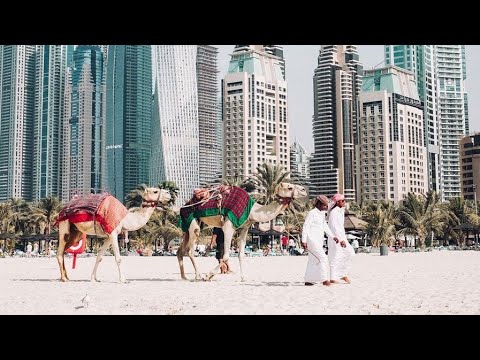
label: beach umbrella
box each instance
[344,211,367,231]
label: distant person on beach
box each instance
[288,238,296,255]
[32,243,39,256]
[263,244,271,256]
[26,242,32,257]
[210,227,230,274]
[327,194,355,284]
[302,195,339,286]
[351,238,359,254]
[281,235,288,254]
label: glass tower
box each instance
[106,45,152,202]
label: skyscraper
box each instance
[33,45,68,201]
[459,133,480,203]
[359,66,428,203]
[385,45,468,201]
[264,45,285,80]
[223,45,289,183]
[0,45,36,201]
[310,45,362,201]
[61,45,105,201]
[105,45,152,201]
[196,45,221,187]
[290,140,310,181]
[150,45,199,204]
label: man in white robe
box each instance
[301,195,339,286]
[327,193,355,284]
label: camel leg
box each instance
[187,248,202,280]
[177,233,189,280]
[56,222,69,281]
[90,238,112,282]
[206,223,235,281]
[56,222,79,281]
[110,233,126,283]
[237,226,250,282]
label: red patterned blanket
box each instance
[178,186,256,232]
[56,194,129,235]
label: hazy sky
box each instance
[215,45,480,154]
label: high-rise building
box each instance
[105,45,152,202]
[358,66,428,203]
[460,133,480,203]
[0,45,36,201]
[264,45,285,80]
[196,45,221,187]
[61,45,105,201]
[385,45,468,201]
[290,140,310,180]
[223,45,289,183]
[437,45,468,200]
[150,45,199,204]
[32,45,68,201]
[310,45,362,201]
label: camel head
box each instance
[274,182,308,205]
[142,187,171,209]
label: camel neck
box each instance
[249,201,286,223]
[122,206,156,231]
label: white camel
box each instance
[56,187,171,283]
[177,182,307,281]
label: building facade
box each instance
[385,45,468,201]
[460,133,480,203]
[33,45,68,201]
[61,45,106,201]
[358,66,428,203]
[290,140,310,180]
[196,45,221,187]
[150,45,199,204]
[105,45,152,201]
[0,45,36,201]
[310,45,362,201]
[223,45,289,183]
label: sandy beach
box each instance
[1,251,479,315]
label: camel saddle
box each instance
[55,193,129,235]
[179,186,256,232]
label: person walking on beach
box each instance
[210,227,230,274]
[327,194,355,284]
[301,195,339,286]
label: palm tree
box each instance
[398,191,448,248]
[443,197,479,247]
[250,163,290,205]
[157,181,179,206]
[124,183,149,208]
[364,201,398,247]
[0,202,14,233]
[31,196,62,235]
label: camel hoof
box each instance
[204,273,215,281]
[90,277,99,283]
[241,277,246,282]
[120,279,129,284]
[60,278,69,282]
[181,276,188,280]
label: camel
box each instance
[56,187,171,283]
[177,182,307,281]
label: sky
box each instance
[215,45,480,154]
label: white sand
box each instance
[1,251,479,315]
